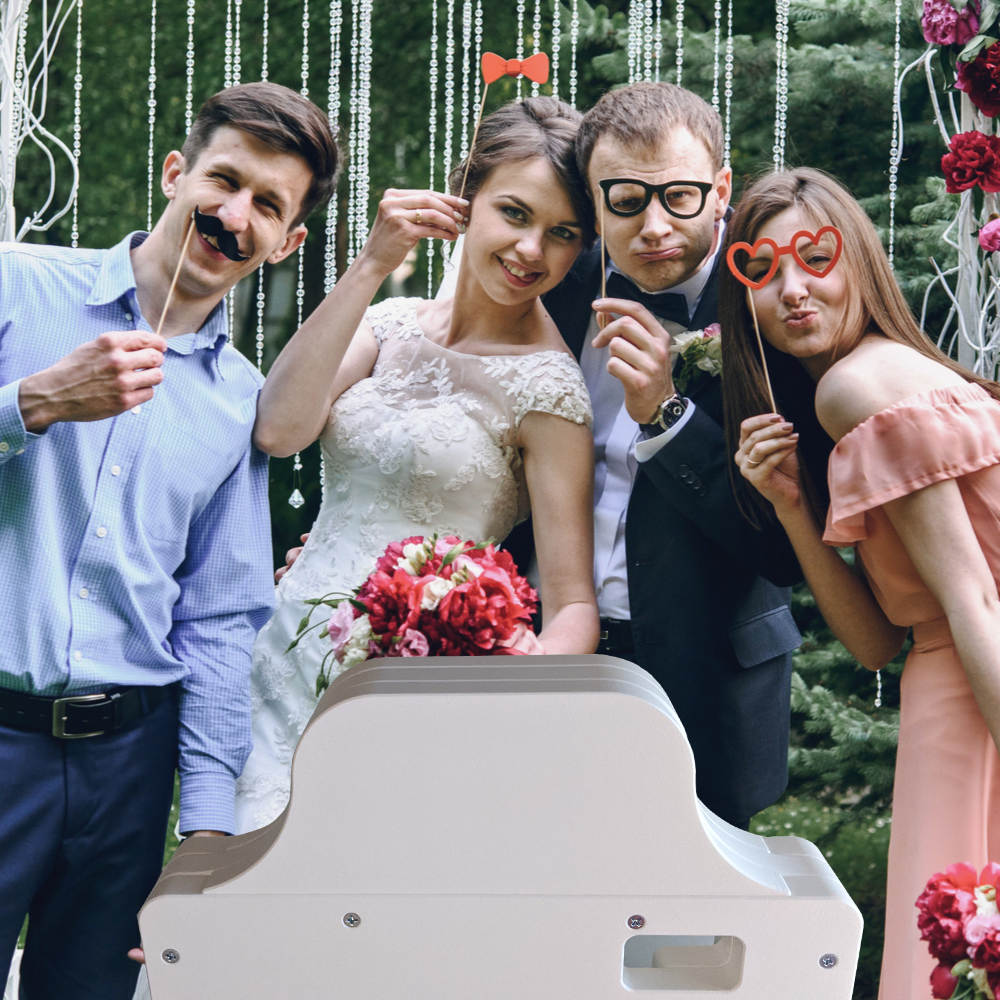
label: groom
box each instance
[541,82,804,829]
[0,83,338,999]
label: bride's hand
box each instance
[358,189,469,277]
[736,413,802,513]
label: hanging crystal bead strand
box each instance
[147,0,156,232]
[224,0,233,88]
[644,0,654,83]
[627,1,636,84]
[711,0,721,112]
[473,0,482,110]
[888,0,902,269]
[773,0,789,172]
[233,0,243,85]
[256,0,271,373]
[675,0,684,85]
[551,0,560,98]
[427,0,439,291]
[185,0,195,128]
[71,0,82,248]
[460,0,472,159]
[289,0,311,510]
[532,0,542,96]
[569,0,579,107]
[516,0,525,98]
[655,0,662,81]
[723,0,733,168]
[325,0,342,295]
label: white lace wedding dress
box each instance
[233,296,593,833]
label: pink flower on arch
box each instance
[923,0,981,47]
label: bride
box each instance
[234,96,601,833]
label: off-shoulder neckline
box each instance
[834,381,991,451]
[394,296,576,363]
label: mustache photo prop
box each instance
[194,207,250,262]
[726,225,844,413]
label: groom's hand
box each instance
[18,331,167,433]
[591,298,674,425]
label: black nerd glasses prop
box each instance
[598,178,715,219]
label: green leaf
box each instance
[982,0,1000,34]
[471,536,498,550]
[949,0,971,12]
[958,33,996,63]
[349,598,367,613]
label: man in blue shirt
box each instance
[0,82,339,999]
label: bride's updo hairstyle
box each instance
[720,166,1000,529]
[449,96,595,245]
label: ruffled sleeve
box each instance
[483,352,593,429]
[824,383,1000,545]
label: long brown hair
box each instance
[720,167,1000,529]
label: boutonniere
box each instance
[670,323,722,394]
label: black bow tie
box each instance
[604,270,690,328]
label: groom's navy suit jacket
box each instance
[538,243,805,824]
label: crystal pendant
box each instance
[288,488,305,509]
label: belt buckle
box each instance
[52,693,109,739]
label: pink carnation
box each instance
[980,218,1000,252]
[923,0,980,46]
[398,628,430,657]
[326,601,357,657]
[703,323,721,338]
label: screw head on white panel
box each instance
[343,912,361,928]
[627,915,645,930]
[162,950,180,964]
[819,953,838,968]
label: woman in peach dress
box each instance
[719,167,1000,999]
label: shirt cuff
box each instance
[178,768,237,835]
[0,379,41,462]
[635,400,697,462]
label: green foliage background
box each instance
[17,1,954,994]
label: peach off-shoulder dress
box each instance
[823,383,1000,999]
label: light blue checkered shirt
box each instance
[0,232,275,834]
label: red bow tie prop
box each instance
[458,51,552,200]
[480,51,550,85]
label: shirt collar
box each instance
[607,216,727,315]
[86,230,230,357]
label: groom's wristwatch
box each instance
[640,393,688,437]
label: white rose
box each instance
[397,540,432,576]
[339,615,374,667]
[975,885,999,917]
[421,576,455,610]
[452,555,484,578]
[669,330,703,355]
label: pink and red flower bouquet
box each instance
[290,534,539,696]
[918,862,1000,998]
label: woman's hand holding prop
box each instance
[736,413,802,514]
[359,188,469,276]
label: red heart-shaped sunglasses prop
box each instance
[726,226,843,289]
[481,51,550,85]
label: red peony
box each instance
[942,131,1000,193]
[930,963,960,999]
[957,42,1000,118]
[917,863,980,964]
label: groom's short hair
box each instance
[182,82,341,227]
[576,82,723,183]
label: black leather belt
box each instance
[598,617,634,654]
[0,685,172,739]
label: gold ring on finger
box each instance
[746,458,762,467]
[415,209,422,225]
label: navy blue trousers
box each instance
[0,692,177,1000]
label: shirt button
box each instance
[79,587,89,599]
[111,465,121,476]
[0,442,8,452]
[96,527,108,538]
[74,651,82,661]
[131,405,142,415]
[125,312,134,321]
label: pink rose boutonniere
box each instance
[670,323,722,394]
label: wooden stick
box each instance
[598,197,607,329]
[747,290,777,413]
[458,84,490,202]
[154,212,197,340]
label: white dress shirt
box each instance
[582,220,726,619]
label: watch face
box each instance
[662,398,687,426]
